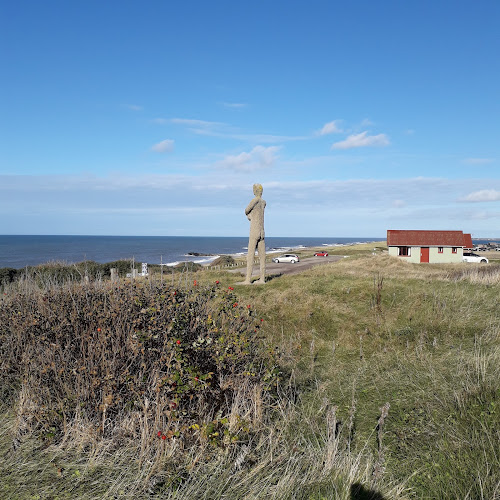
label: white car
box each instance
[272,254,299,264]
[463,252,488,264]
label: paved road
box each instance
[230,255,344,278]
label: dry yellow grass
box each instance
[1,246,499,499]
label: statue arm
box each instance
[245,197,258,216]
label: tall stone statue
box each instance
[244,183,266,284]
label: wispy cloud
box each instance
[151,118,168,124]
[360,118,374,127]
[220,102,247,109]
[331,131,390,150]
[151,139,175,153]
[317,120,343,135]
[216,146,280,171]
[188,128,307,143]
[462,158,494,165]
[3,175,500,236]
[459,189,500,202]
[124,104,144,111]
[168,117,307,143]
[460,210,500,220]
[171,118,226,128]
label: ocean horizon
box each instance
[0,235,387,269]
[2,235,495,270]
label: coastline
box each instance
[197,240,386,268]
[0,236,386,269]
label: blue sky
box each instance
[1,1,499,238]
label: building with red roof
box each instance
[387,230,472,263]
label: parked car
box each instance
[314,251,328,257]
[272,254,299,263]
[463,252,488,264]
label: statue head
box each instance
[253,183,263,196]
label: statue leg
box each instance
[244,238,257,284]
[257,239,266,284]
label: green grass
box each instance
[229,253,500,498]
[1,251,499,499]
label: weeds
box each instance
[0,279,278,474]
[1,251,499,498]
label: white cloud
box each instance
[360,118,374,127]
[151,139,174,153]
[462,158,494,165]
[216,146,280,171]
[460,189,500,202]
[3,175,500,237]
[318,120,343,135]
[331,131,390,150]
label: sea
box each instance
[0,235,386,269]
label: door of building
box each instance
[420,247,429,263]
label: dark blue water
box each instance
[0,235,386,269]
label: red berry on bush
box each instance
[176,340,181,345]
[157,431,162,437]
[161,434,166,440]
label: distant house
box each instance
[387,230,473,263]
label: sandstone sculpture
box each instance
[244,183,266,284]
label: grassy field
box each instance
[1,245,499,499]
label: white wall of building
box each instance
[389,246,463,263]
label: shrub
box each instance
[173,262,203,271]
[210,255,236,266]
[0,280,274,451]
[0,259,138,286]
[0,267,19,285]
[99,259,135,277]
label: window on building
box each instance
[438,247,443,253]
[398,246,411,256]
[452,247,457,253]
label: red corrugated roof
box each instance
[463,233,473,249]
[387,230,467,247]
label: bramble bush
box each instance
[0,279,277,452]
